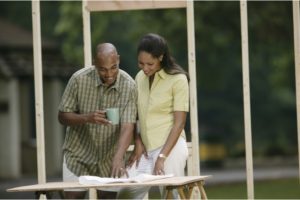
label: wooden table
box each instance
[7,175,211,199]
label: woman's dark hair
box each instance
[137,33,189,80]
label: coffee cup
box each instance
[106,108,119,125]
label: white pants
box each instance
[62,158,86,192]
[63,158,118,192]
[117,137,188,199]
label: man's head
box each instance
[94,43,120,86]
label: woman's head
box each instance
[137,33,189,79]
[137,33,169,71]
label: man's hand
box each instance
[58,110,111,126]
[111,155,128,178]
[88,110,111,125]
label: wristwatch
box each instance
[158,153,167,160]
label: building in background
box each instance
[0,18,77,178]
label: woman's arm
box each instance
[153,111,187,175]
[126,121,148,168]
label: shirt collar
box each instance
[157,68,167,79]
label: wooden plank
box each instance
[88,188,97,199]
[7,176,211,192]
[197,181,207,200]
[31,0,46,185]
[186,1,199,177]
[82,0,92,67]
[240,1,254,199]
[85,0,187,12]
[292,0,300,182]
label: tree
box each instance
[1,1,297,158]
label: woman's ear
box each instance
[159,55,163,62]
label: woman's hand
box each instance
[153,157,165,175]
[126,135,147,168]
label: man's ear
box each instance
[117,55,121,64]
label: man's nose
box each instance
[106,69,113,76]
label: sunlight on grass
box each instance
[205,178,300,199]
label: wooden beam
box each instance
[187,1,200,199]
[292,0,300,182]
[82,0,92,67]
[31,1,47,199]
[186,1,199,177]
[240,1,254,199]
[85,0,186,12]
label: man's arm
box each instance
[111,123,134,178]
[58,110,110,126]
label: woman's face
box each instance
[138,51,162,77]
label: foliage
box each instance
[54,1,83,67]
[0,1,297,158]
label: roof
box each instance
[0,18,55,49]
[0,18,78,78]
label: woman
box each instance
[118,33,189,199]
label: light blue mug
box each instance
[106,108,119,125]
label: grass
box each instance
[205,178,300,199]
[148,178,300,199]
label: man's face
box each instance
[95,53,120,86]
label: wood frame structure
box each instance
[240,1,254,198]
[30,0,300,199]
[8,175,211,200]
[82,0,200,179]
[292,0,300,182]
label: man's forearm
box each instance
[114,124,134,159]
[58,111,89,126]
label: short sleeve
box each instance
[120,85,137,123]
[173,75,189,111]
[58,76,78,112]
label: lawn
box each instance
[205,178,300,199]
[148,178,300,199]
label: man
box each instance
[58,43,137,199]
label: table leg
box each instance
[186,183,196,199]
[165,188,173,199]
[35,191,50,199]
[197,181,208,200]
[177,186,187,199]
[89,188,97,199]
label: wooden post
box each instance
[292,0,300,182]
[240,1,254,199]
[88,188,97,199]
[187,0,200,176]
[31,0,47,199]
[187,1,200,199]
[82,0,92,67]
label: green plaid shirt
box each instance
[59,66,137,177]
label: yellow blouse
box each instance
[136,69,189,151]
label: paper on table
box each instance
[79,173,174,185]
